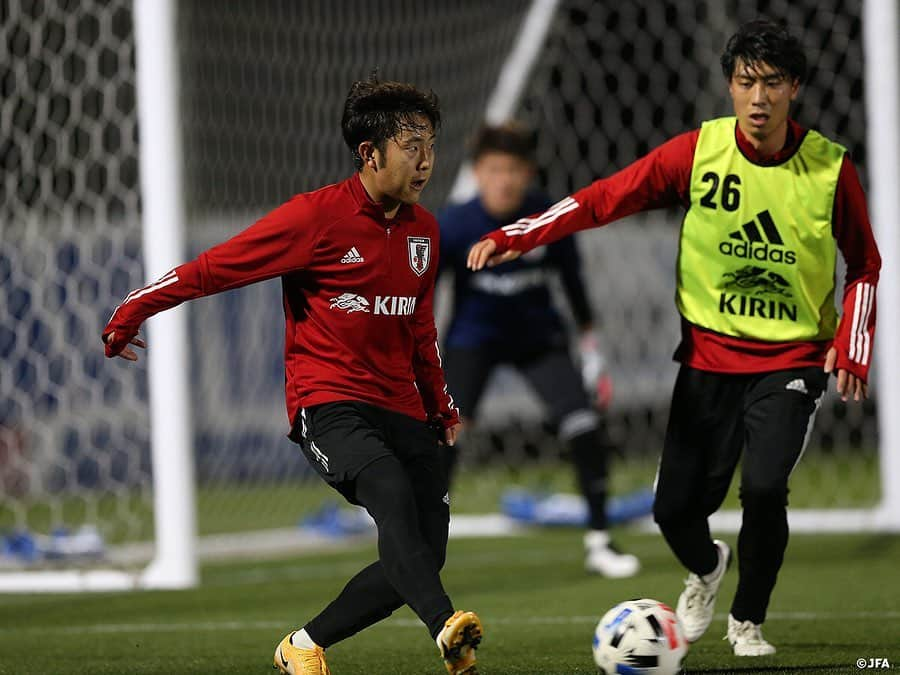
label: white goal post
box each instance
[862,0,900,530]
[131,0,197,590]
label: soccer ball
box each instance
[592,598,688,674]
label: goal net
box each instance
[1,0,896,590]
[1,0,153,579]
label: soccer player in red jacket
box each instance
[469,20,880,657]
[104,78,483,675]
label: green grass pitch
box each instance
[0,530,897,674]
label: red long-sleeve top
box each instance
[104,173,460,430]
[486,120,881,381]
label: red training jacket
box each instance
[104,173,459,430]
[485,120,881,382]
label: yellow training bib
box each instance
[676,117,844,342]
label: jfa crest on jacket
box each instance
[408,236,431,277]
[104,174,459,430]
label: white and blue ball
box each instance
[592,598,688,674]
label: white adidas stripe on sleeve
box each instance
[123,269,180,305]
[848,282,874,366]
[501,196,580,237]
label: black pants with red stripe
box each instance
[292,401,454,644]
[652,365,827,624]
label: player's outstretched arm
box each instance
[102,195,318,362]
[466,239,521,271]
[469,133,698,273]
[101,263,199,362]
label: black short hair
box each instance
[469,121,538,162]
[341,75,441,170]
[720,19,807,83]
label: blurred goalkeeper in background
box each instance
[438,122,639,578]
[469,19,880,658]
[103,76,483,675]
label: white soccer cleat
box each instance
[676,538,731,642]
[727,613,776,656]
[584,530,640,578]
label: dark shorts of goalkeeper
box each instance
[443,342,590,420]
[289,400,448,507]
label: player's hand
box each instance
[104,331,146,362]
[579,331,604,387]
[466,239,522,270]
[443,422,462,447]
[579,331,613,409]
[824,346,867,402]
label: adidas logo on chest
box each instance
[341,247,364,264]
[718,210,797,265]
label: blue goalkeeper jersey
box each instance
[439,190,593,350]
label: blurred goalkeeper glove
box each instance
[578,330,613,409]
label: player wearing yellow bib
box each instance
[468,19,881,657]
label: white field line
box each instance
[1,611,898,636]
